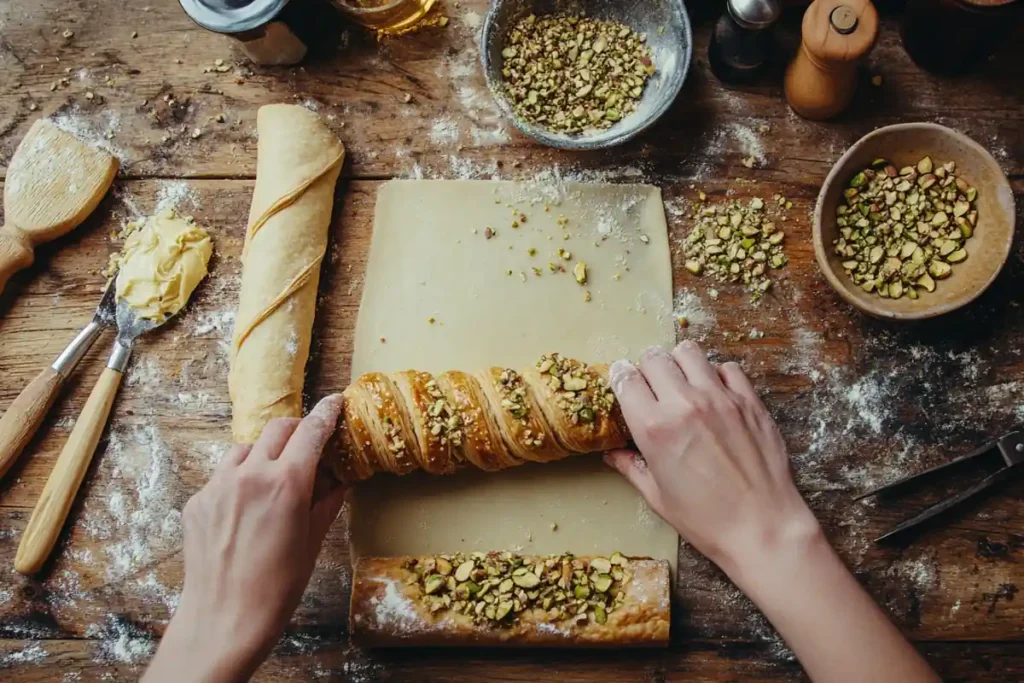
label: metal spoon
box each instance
[15,295,180,575]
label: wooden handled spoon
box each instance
[15,297,177,575]
[0,119,118,295]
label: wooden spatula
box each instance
[0,119,118,294]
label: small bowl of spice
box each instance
[481,0,692,150]
[814,123,1015,320]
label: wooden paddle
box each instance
[0,119,118,294]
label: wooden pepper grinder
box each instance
[784,0,879,120]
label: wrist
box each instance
[146,599,263,683]
[715,500,826,592]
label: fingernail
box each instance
[311,394,344,419]
[608,359,638,395]
[641,345,667,360]
[681,340,698,351]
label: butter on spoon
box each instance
[114,209,213,320]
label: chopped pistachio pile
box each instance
[407,551,631,627]
[494,369,546,448]
[535,353,615,425]
[500,13,655,134]
[496,369,530,420]
[423,378,463,446]
[381,415,407,458]
[682,196,788,302]
[833,157,978,299]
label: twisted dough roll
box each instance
[326,354,630,484]
[229,104,345,443]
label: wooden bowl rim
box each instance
[812,122,1015,321]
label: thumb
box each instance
[604,449,662,509]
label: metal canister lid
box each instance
[179,0,289,34]
[727,0,782,30]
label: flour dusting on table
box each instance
[87,615,154,665]
[0,643,48,666]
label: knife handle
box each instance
[15,365,124,575]
[0,225,35,295]
[0,367,65,481]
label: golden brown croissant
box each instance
[327,354,629,484]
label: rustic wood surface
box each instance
[0,0,1022,680]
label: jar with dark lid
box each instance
[901,0,1021,74]
[179,0,310,65]
[708,0,782,82]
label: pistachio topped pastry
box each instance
[327,355,630,485]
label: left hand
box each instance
[143,395,347,683]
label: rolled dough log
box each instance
[229,104,345,443]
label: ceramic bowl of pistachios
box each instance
[481,0,692,150]
[813,123,1015,320]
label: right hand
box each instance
[144,396,346,683]
[604,341,820,574]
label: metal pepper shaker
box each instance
[708,0,782,83]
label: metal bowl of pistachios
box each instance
[481,0,692,150]
[813,123,1015,320]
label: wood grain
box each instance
[0,0,1021,679]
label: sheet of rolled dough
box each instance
[349,180,678,573]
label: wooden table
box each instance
[0,1,1021,680]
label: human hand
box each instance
[604,341,819,576]
[143,395,347,683]
[606,343,940,683]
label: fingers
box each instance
[717,362,759,404]
[250,417,302,461]
[280,394,345,476]
[670,340,723,390]
[637,346,688,401]
[603,450,661,508]
[217,442,253,472]
[608,359,656,427]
